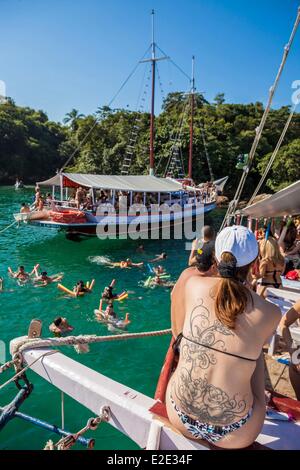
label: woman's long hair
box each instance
[259,236,285,267]
[215,252,252,329]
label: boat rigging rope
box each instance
[11,328,172,358]
[59,45,152,173]
[160,91,191,177]
[156,44,191,82]
[246,102,298,207]
[44,407,110,451]
[0,351,58,391]
[200,120,214,182]
[0,220,18,234]
[220,6,300,231]
[2,329,171,392]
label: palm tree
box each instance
[63,109,84,130]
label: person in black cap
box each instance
[189,225,215,266]
[193,240,216,274]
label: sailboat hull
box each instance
[27,202,216,238]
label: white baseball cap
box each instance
[215,225,258,267]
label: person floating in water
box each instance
[153,265,165,276]
[101,279,127,302]
[73,280,89,297]
[152,275,163,286]
[8,264,39,281]
[149,252,167,263]
[49,317,74,337]
[150,274,174,288]
[34,271,63,286]
[105,302,118,321]
[95,300,131,329]
[104,303,131,329]
[102,279,117,301]
[0,277,3,292]
[108,258,144,268]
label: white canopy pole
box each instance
[59,174,63,202]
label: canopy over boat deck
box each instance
[37,173,186,193]
[242,180,300,218]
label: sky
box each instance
[1,0,300,122]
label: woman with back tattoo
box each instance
[166,226,281,449]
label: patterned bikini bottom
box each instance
[170,397,251,444]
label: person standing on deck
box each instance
[75,186,84,209]
[189,225,215,266]
[166,226,281,449]
[254,235,285,297]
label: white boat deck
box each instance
[9,340,300,450]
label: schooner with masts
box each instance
[15,10,220,238]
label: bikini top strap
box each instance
[172,333,183,353]
[182,334,258,362]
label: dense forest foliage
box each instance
[0,93,299,197]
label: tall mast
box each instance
[188,55,195,180]
[149,9,156,176]
[140,10,168,176]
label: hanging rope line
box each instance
[0,351,57,391]
[121,63,151,175]
[59,45,152,173]
[200,120,214,182]
[156,62,166,102]
[220,6,300,231]
[159,90,191,177]
[156,45,191,82]
[0,219,18,234]
[247,102,298,207]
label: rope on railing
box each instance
[11,328,172,357]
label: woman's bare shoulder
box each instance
[176,267,200,285]
[251,290,281,322]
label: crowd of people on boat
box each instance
[21,181,218,219]
[167,219,300,448]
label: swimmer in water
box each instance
[0,277,3,292]
[115,313,131,329]
[73,280,89,297]
[34,271,63,286]
[8,264,39,281]
[153,265,165,275]
[152,275,163,286]
[119,258,144,268]
[49,317,74,337]
[150,274,175,289]
[102,279,117,301]
[105,302,118,321]
[149,252,167,263]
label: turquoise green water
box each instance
[0,187,224,450]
